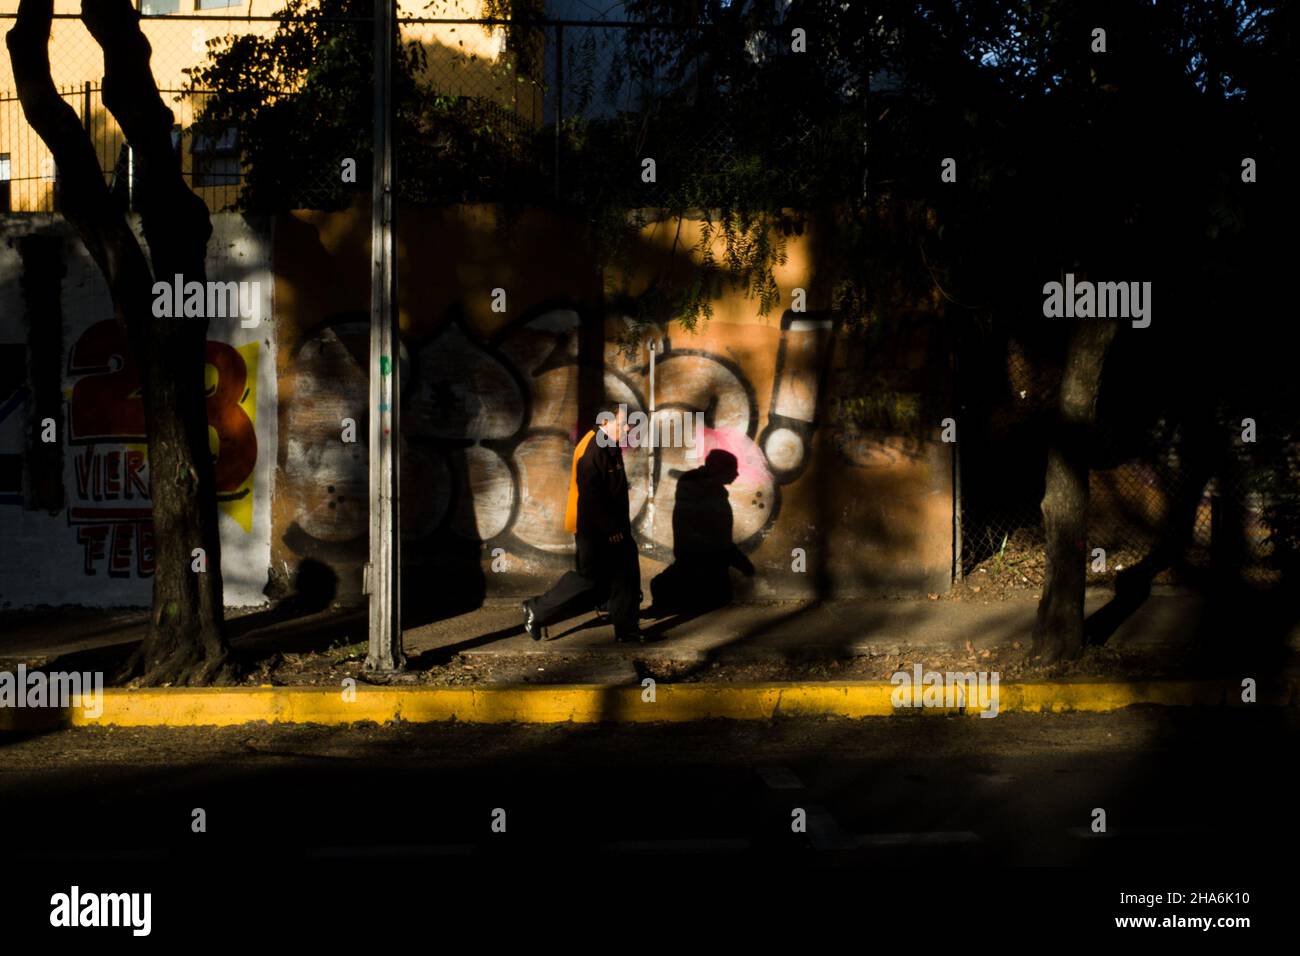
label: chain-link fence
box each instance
[531,19,862,210]
[0,9,310,213]
[957,336,1297,590]
[391,14,863,209]
[1,7,864,214]
[1,82,240,213]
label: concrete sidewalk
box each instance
[4,589,1299,728]
[404,590,1217,662]
[2,588,1295,677]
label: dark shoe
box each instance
[523,601,544,641]
[614,630,646,644]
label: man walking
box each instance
[523,407,644,643]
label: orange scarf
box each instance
[564,429,598,534]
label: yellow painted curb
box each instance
[0,679,1290,729]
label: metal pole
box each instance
[953,419,962,584]
[645,339,656,549]
[366,0,403,672]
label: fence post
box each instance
[951,346,962,585]
[82,81,90,134]
[554,22,563,201]
[1211,492,1227,584]
[1210,467,1247,589]
[366,0,403,673]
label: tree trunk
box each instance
[7,0,233,685]
[1033,320,1117,662]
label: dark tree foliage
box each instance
[613,0,1298,658]
[190,0,1297,659]
[185,0,546,210]
[869,0,1297,657]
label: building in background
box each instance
[0,0,531,213]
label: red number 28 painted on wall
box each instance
[68,320,257,494]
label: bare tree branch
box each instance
[6,0,153,322]
[81,0,212,274]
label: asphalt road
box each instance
[1,708,1291,937]
[2,708,1294,862]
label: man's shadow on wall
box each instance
[644,449,756,638]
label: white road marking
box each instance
[602,838,751,853]
[306,844,478,858]
[757,765,806,790]
[855,831,982,847]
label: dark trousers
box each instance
[529,532,641,635]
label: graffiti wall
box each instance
[0,204,949,611]
[0,213,276,608]
[273,205,954,604]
